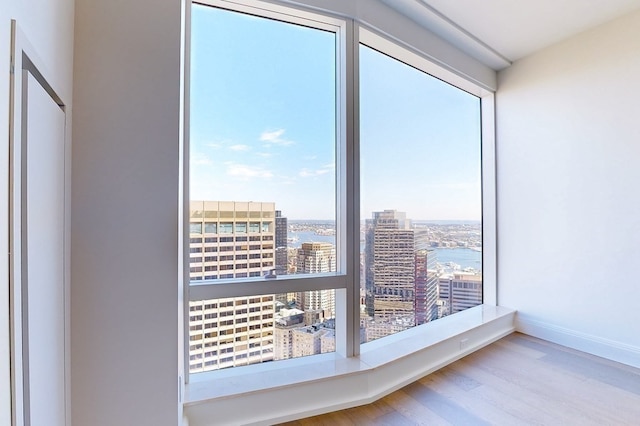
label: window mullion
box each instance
[335,18,360,359]
[190,274,347,301]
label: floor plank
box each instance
[279,333,640,425]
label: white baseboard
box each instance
[515,313,640,369]
[184,305,515,426]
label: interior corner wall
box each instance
[496,10,640,367]
[1,0,74,424]
[71,0,181,425]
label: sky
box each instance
[190,4,482,221]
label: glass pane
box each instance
[189,4,339,372]
[359,45,482,343]
[188,291,337,373]
[190,223,202,234]
[190,4,337,284]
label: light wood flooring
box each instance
[280,332,640,425]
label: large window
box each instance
[359,45,482,342]
[187,0,490,376]
[189,2,344,373]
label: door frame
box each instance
[8,20,71,426]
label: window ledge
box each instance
[184,305,515,426]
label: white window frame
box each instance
[182,0,496,385]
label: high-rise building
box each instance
[297,242,336,274]
[295,242,336,322]
[365,210,416,338]
[438,272,482,315]
[414,249,439,325]
[275,210,288,276]
[188,201,277,372]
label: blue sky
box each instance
[190,5,481,221]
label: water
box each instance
[288,231,482,271]
[432,248,482,271]
[288,231,336,247]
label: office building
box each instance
[291,320,336,358]
[188,201,277,372]
[439,272,483,315]
[273,308,305,360]
[414,249,439,324]
[275,210,288,275]
[295,242,337,322]
[365,210,416,337]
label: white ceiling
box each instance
[382,0,640,70]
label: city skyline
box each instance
[188,200,481,371]
[190,5,482,221]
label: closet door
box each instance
[22,70,66,426]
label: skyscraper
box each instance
[296,242,336,322]
[365,210,416,339]
[188,201,277,372]
[297,242,336,274]
[414,249,439,324]
[275,210,288,276]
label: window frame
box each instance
[182,0,496,384]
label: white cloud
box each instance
[191,153,213,166]
[229,144,250,151]
[299,163,334,178]
[299,168,331,178]
[226,163,273,180]
[259,129,294,146]
[203,138,231,149]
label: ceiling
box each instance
[382,0,640,70]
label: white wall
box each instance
[1,0,74,424]
[496,10,640,367]
[71,0,182,425]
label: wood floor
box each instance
[279,333,640,425]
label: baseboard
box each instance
[184,305,515,426]
[515,313,640,369]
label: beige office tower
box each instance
[188,201,277,372]
[438,272,482,315]
[364,210,416,338]
[295,242,336,323]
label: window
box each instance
[219,223,233,234]
[359,44,482,342]
[186,0,493,378]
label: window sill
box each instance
[183,304,515,426]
